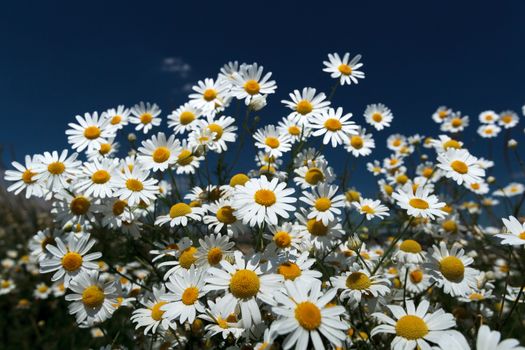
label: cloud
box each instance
[161,57,191,78]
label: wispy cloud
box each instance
[161,57,191,78]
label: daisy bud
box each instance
[508,139,518,149]
[420,154,428,160]
[127,133,136,142]
[347,234,361,251]
[487,176,496,184]
[248,94,267,111]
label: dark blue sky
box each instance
[1,0,524,188]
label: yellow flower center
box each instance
[207,247,223,266]
[519,232,525,240]
[383,184,394,196]
[229,269,260,299]
[140,113,153,124]
[99,143,111,154]
[254,189,276,207]
[265,137,280,149]
[442,220,457,233]
[451,118,462,127]
[288,125,301,135]
[1,280,11,288]
[41,236,55,250]
[150,301,167,321]
[350,135,364,149]
[153,147,171,163]
[372,113,383,122]
[273,231,292,248]
[305,168,324,185]
[422,168,433,178]
[501,115,513,124]
[230,173,250,187]
[243,80,260,95]
[112,200,127,216]
[314,197,332,212]
[176,149,194,166]
[338,64,352,75]
[409,270,424,283]
[216,206,236,224]
[361,205,375,214]
[22,169,37,184]
[345,190,361,202]
[439,256,465,282]
[37,285,49,293]
[346,272,372,290]
[179,247,197,269]
[70,196,91,215]
[181,286,199,305]
[47,161,65,175]
[396,174,409,184]
[82,285,105,308]
[208,123,224,140]
[110,115,121,125]
[470,183,480,190]
[295,301,321,330]
[277,262,302,280]
[443,140,461,150]
[61,252,83,271]
[306,219,328,236]
[324,118,342,131]
[409,198,429,210]
[469,293,484,301]
[203,89,217,102]
[179,111,196,125]
[84,126,101,140]
[169,203,192,218]
[296,100,313,115]
[126,178,144,192]
[91,170,110,184]
[399,240,422,253]
[395,315,428,340]
[451,160,468,174]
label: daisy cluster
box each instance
[3,53,525,350]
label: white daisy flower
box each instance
[432,106,453,123]
[4,155,45,198]
[167,102,203,135]
[309,107,359,147]
[476,324,525,350]
[104,105,130,131]
[272,251,322,283]
[294,159,336,189]
[271,279,347,350]
[218,60,243,83]
[195,233,235,268]
[34,282,52,299]
[392,184,446,220]
[230,63,277,105]
[300,184,345,225]
[323,52,365,85]
[205,251,284,328]
[345,127,375,157]
[66,112,114,152]
[173,140,203,175]
[400,265,432,294]
[28,228,60,262]
[86,137,119,161]
[199,297,244,340]
[98,197,133,229]
[131,285,171,335]
[0,279,16,295]
[494,182,524,197]
[478,124,501,138]
[155,202,205,227]
[65,270,117,326]
[75,158,119,198]
[33,150,81,192]
[466,180,489,194]
[39,233,101,287]
[364,103,393,130]
[232,175,296,227]
[295,208,344,251]
[437,148,485,185]
[431,135,463,153]
[353,198,390,221]
[497,216,525,246]
[202,199,245,237]
[264,223,305,252]
[367,160,384,176]
[441,113,469,133]
[253,125,293,158]
[277,115,311,143]
[281,87,330,126]
[498,110,519,129]
[114,166,159,206]
[393,239,425,264]
[196,115,237,153]
[137,132,181,171]
[52,190,97,226]
[479,110,499,124]
[129,101,162,134]
[189,78,230,115]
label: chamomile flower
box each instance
[199,297,244,340]
[367,160,384,176]
[198,115,237,153]
[86,137,119,161]
[33,150,81,191]
[475,325,525,350]
[161,266,208,324]
[205,251,284,328]
[230,63,277,105]
[273,251,322,283]
[323,52,365,85]
[99,198,133,229]
[105,105,130,131]
[75,158,118,198]
[479,110,499,124]
[277,115,311,143]
[393,239,425,264]
[271,279,347,350]
[300,184,345,225]
[264,223,304,252]
[253,125,293,158]
[34,282,52,299]
[39,233,101,287]
[202,199,245,237]
[195,233,235,268]
[189,78,230,115]
[432,106,453,123]
[0,279,16,295]
[478,124,501,138]
[4,155,45,198]
[155,202,205,227]
[371,300,464,350]
[114,166,159,206]
[400,265,432,294]
[431,135,463,153]
[309,107,358,147]
[218,60,243,83]
[437,148,485,185]
[392,184,446,220]
[66,112,114,152]
[65,270,117,326]
[497,216,525,246]
[364,103,393,130]
[295,208,344,251]
[353,198,390,220]
[167,103,203,135]
[426,242,478,297]
[494,182,524,197]
[232,175,296,227]
[466,181,489,194]
[174,140,203,174]
[129,101,162,134]
[294,159,336,189]
[281,87,330,125]
[28,228,60,262]
[137,132,181,171]
[345,127,375,157]
[52,190,97,226]
[441,113,469,133]
[498,110,519,129]
[131,285,171,335]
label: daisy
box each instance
[114,166,159,206]
[187,124,216,152]
[167,102,203,135]
[105,105,130,131]
[161,266,208,324]
[497,216,525,246]
[479,110,499,124]
[425,242,478,297]
[371,300,464,350]
[0,279,16,295]
[277,115,311,143]
[300,184,345,225]
[129,101,162,134]
[205,251,284,328]
[199,297,245,340]
[34,282,52,299]
[475,325,525,350]
[478,124,501,138]
[353,198,390,220]
[230,63,277,105]
[281,87,330,126]
[39,233,101,287]
[383,154,404,170]
[367,160,384,176]
[232,175,296,227]
[66,112,114,152]
[99,197,134,229]
[273,251,322,284]
[28,228,60,262]
[431,135,463,153]
[437,148,485,185]
[295,208,344,251]
[271,279,347,350]
[33,150,81,192]
[392,184,446,220]
[198,115,238,153]
[202,199,245,237]
[387,134,407,152]
[195,233,235,268]
[86,137,119,161]
[393,239,425,264]
[75,158,118,198]
[400,265,432,294]
[131,285,172,335]
[218,60,243,83]
[65,270,117,326]
[364,103,393,130]
[432,106,453,123]
[264,223,305,252]
[52,190,97,226]
[155,202,205,227]
[345,127,375,157]
[189,78,230,115]
[137,132,181,171]
[309,107,359,147]
[441,113,469,133]
[173,140,203,174]
[294,159,336,189]
[498,110,519,129]
[494,182,524,197]
[253,125,293,158]
[323,52,365,85]
[4,155,45,198]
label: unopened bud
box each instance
[508,139,518,149]
[128,133,136,142]
[347,234,362,251]
[487,176,496,184]
[249,95,267,111]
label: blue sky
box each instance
[1,0,524,190]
